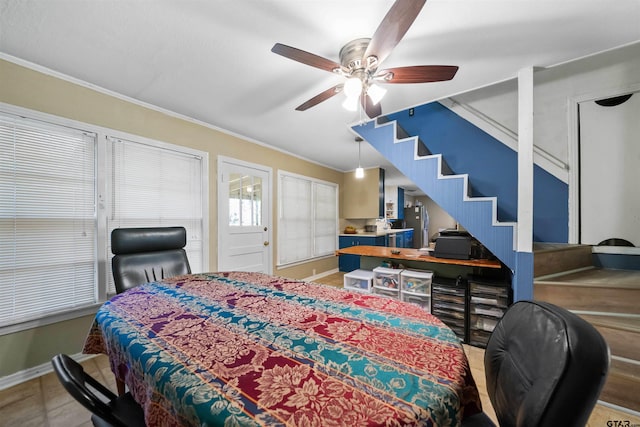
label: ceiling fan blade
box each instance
[272,43,341,73]
[363,0,427,67]
[376,65,459,83]
[361,94,382,118]
[295,84,343,111]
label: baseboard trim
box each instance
[304,268,340,283]
[0,352,96,391]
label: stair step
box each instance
[599,358,640,413]
[534,268,640,414]
[578,314,640,361]
[533,243,593,277]
[534,282,640,314]
[534,268,640,314]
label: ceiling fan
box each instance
[271,0,458,118]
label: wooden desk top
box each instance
[335,245,503,269]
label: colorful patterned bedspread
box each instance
[83,272,481,426]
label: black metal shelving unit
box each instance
[431,276,468,342]
[467,276,512,348]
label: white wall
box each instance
[414,196,457,243]
[450,79,518,136]
[451,42,640,166]
[534,42,640,164]
[449,42,640,245]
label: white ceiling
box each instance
[1,0,639,192]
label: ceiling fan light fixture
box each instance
[343,77,363,98]
[367,83,387,105]
[342,95,359,112]
[272,0,456,119]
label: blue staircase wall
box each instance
[385,102,569,243]
[354,119,517,270]
[352,101,570,301]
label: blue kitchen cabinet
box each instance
[339,235,386,272]
[403,229,414,248]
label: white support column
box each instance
[517,67,534,253]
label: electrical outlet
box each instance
[409,108,414,116]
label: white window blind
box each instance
[0,113,97,327]
[278,172,337,266]
[314,182,339,256]
[107,137,204,292]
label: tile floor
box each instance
[1,271,637,426]
[0,355,114,427]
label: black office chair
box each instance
[51,354,146,427]
[463,300,609,427]
[111,226,191,294]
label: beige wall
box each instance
[414,196,457,243]
[342,167,383,219]
[0,58,343,377]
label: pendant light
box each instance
[355,137,364,179]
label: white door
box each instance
[579,91,640,246]
[218,157,272,273]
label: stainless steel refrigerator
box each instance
[404,206,429,249]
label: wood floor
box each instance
[1,270,638,426]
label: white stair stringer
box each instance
[354,119,517,269]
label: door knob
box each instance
[264,241,270,246]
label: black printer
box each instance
[434,230,472,260]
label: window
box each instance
[228,173,262,227]
[107,137,205,293]
[0,113,97,327]
[277,171,337,266]
[0,107,208,331]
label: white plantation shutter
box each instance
[0,113,97,326]
[278,171,337,266]
[107,137,204,293]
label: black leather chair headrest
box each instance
[110,227,191,294]
[484,300,609,427]
[112,227,187,254]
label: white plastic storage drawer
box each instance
[373,286,400,300]
[343,269,374,293]
[400,269,433,296]
[401,293,431,312]
[372,266,402,291]
[469,314,499,333]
